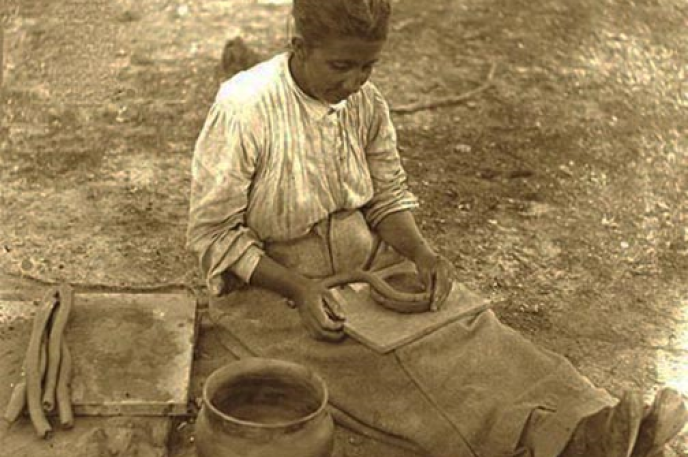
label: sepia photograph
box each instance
[1,0,687,455]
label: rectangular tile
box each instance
[335,266,490,353]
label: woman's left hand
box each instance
[414,250,455,311]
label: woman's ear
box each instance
[291,36,308,61]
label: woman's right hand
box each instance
[292,281,346,342]
[247,255,347,342]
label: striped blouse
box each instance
[186,52,418,293]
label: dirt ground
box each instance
[1,0,687,455]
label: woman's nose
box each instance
[343,69,369,93]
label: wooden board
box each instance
[0,292,197,416]
[334,267,490,354]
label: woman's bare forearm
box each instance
[249,255,311,301]
[375,210,436,263]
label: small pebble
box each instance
[117,10,141,22]
[348,436,363,446]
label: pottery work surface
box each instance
[335,265,491,353]
[0,292,197,416]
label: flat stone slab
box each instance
[0,292,197,416]
[336,264,490,354]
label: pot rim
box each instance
[202,357,330,429]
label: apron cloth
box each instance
[209,210,615,457]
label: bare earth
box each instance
[1,0,687,455]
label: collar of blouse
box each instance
[283,53,348,122]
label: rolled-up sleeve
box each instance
[186,99,265,293]
[362,86,419,227]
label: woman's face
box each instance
[294,36,386,104]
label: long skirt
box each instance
[209,210,615,457]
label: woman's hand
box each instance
[292,280,347,342]
[249,256,346,342]
[374,212,455,311]
[414,250,455,311]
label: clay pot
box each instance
[195,358,335,457]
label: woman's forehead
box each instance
[313,37,386,61]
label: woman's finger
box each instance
[433,277,452,311]
[432,258,455,311]
[317,326,347,342]
[300,306,344,341]
[419,268,434,290]
[309,297,344,332]
[429,270,440,311]
[323,290,346,322]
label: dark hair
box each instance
[293,0,391,44]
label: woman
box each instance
[186,1,686,455]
